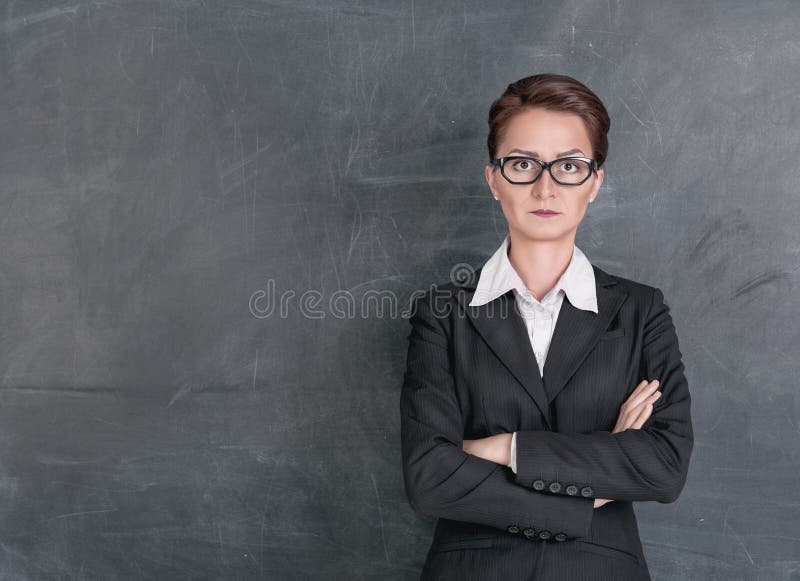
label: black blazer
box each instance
[400,264,693,581]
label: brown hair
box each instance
[487,73,611,168]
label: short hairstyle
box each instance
[487,73,611,168]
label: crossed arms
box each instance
[399,287,693,538]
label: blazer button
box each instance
[523,527,536,539]
[532,479,546,491]
[555,533,567,542]
[580,486,594,497]
[565,485,578,496]
[548,482,562,494]
[538,530,552,541]
[507,525,520,534]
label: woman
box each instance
[400,74,693,581]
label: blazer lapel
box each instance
[542,266,628,406]
[458,264,628,431]
[462,287,553,429]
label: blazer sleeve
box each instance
[400,291,595,538]
[512,286,694,503]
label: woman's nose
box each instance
[531,169,557,198]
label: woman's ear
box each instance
[485,163,500,201]
[589,167,605,203]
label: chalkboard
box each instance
[0,1,797,579]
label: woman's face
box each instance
[484,107,604,244]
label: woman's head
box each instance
[486,74,610,167]
[484,74,610,245]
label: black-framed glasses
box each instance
[489,156,598,186]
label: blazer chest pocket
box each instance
[429,536,497,553]
[600,328,625,340]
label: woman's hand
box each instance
[595,379,661,508]
[612,379,661,434]
[462,433,513,466]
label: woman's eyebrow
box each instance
[507,147,586,158]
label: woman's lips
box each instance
[531,210,560,216]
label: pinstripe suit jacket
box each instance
[400,264,693,581]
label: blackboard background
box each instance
[1,1,798,579]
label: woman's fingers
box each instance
[624,380,660,412]
[629,392,660,429]
[628,391,661,429]
[613,382,661,433]
[629,404,652,430]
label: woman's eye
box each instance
[559,162,576,172]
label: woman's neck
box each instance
[507,232,575,301]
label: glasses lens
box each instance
[503,158,542,183]
[551,158,591,184]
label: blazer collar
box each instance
[456,263,628,431]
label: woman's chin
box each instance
[512,223,571,238]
